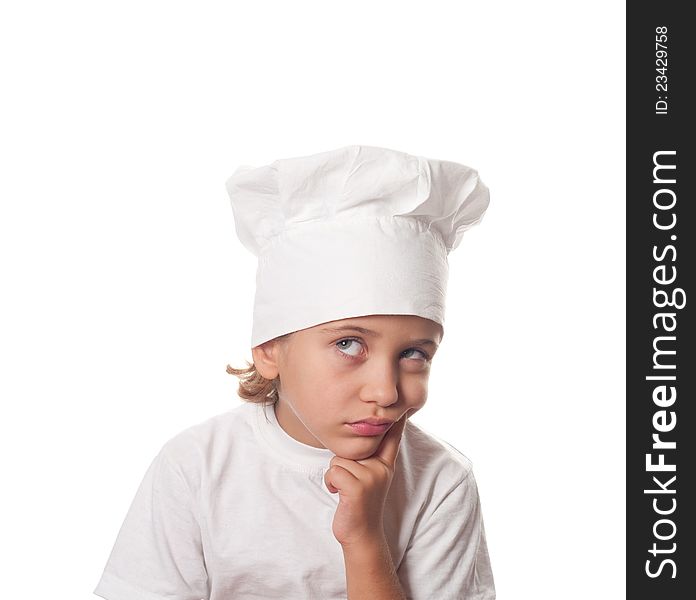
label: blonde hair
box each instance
[226,333,290,404]
[225,360,278,404]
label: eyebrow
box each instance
[319,325,439,348]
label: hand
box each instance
[324,410,411,548]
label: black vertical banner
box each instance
[627,3,694,598]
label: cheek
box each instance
[282,360,342,414]
[401,377,429,407]
[282,352,326,390]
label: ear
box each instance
[251,341,282,380]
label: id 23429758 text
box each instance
[655,26,668,115]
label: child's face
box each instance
[254,314,443,461]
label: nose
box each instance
[358,360,399,407]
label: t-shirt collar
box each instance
[252,400,335,473]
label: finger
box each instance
[375,411,409,468]
[330,455,372,480]
[324,464,360,494]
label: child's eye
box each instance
[336,338,363,357]
[401,348,429,361]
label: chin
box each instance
[333,438,381,461]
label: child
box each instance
[93,145,496,599]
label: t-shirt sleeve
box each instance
[397,467,496,600]
[93,439,209,600]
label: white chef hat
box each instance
[226,144,489,348]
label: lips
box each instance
[348,418,394,426]
[346,418,394,436]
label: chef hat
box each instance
[226,144,489,348]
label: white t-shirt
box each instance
[94,401,495,600]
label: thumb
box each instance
[375,410,410,468]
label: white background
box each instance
[0,1,625,598]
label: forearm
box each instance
[341,537,406,600]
